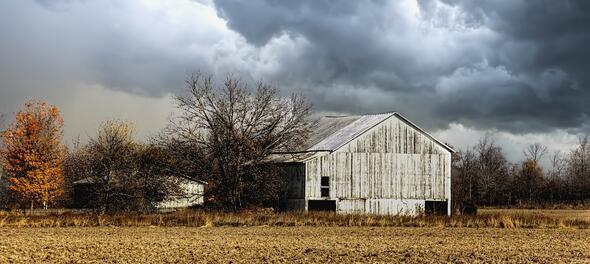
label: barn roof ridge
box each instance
[323,111,397,118]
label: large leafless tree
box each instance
[523,143,548,164]
[160,73,314,211]
[473,136,510,205]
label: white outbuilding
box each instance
[156,180,206,210]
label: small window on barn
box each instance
[321,176,329,186]
[320,176,329,197]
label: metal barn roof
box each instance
[305,113,393,151]
[291,112,455,154]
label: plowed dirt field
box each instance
[1,227,589,263]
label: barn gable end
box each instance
[334,113,453,155]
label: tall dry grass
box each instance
[480,201,590,210]
[0,209,589,229]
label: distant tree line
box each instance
[0,72,314,213]
[452,137,590,212]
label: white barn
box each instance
[274,112,455,216]
[156,180,206,210]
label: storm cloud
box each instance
[214,0,590,133]
[1,0,589,163]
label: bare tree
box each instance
[451,149,478,214]
[474,136,510,205]
[539,150,567,203]
[523,143,548,164]
[549,150,565,180]
[160,72,315,211]
[514,159,544,204]
[566,135,590,201]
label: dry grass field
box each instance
[1,226,590,263]
[1,209,589,229]
[480,208,590,222]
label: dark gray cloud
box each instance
[214,0,590,133]
[435,0,590,129]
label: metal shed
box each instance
[273,112,455,216]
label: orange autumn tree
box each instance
[0,100,65,210]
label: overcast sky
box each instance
[1,0,589,166]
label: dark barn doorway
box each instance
[308,200,336,211]
[425,201,448,215]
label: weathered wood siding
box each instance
[337,116,448,155]
[304,116,451,214]
[305,153,448,200]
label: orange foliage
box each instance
[0,100,65,209]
